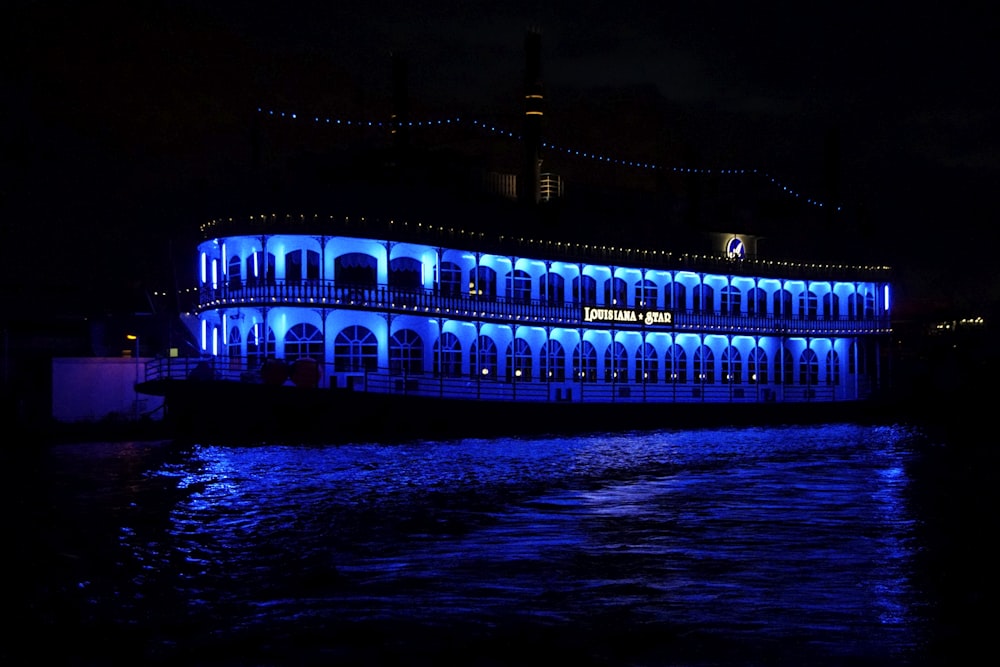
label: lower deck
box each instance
[141,355,877,405]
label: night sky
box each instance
[3,1,997,320]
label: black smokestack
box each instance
[520,28,544,205]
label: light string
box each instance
[258,108,842,211]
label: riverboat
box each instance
[137,208,892,441]
[136,32,893,441]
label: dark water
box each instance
[8,420,996,666]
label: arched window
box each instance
[334,325,378,372]
[573,340,597,382]
[798,290,818,320]
[666,344,687,383]
[389,328,424,375]
[773,289,792,318]
[721,286,741,316]
[246,325,276,368]
[635,279,657,308]
[470,334,498,378]
[228,256,242,290]
[306,250,320,282]
[473,265,496,298]
[748,287,766,317]
[245,254,258,287]
[544,272,565,305]
[799,348,819,386]
[694,284,714,314]
[247,251,276,286]
[545,339,565,381]
[604,341,627,382]
[668,282,686,311]
[822,292,840,320]
[695,344,715,384]
[285,250,303,283]
[245,251,267,287]
[507,269,532,303]
[506,338,533,381]
[722,345,742,383]
[284,322,323,361]
[826,349,840,386]
[636,342,658,383]
[604,277,628,307]
[573,275,597,305]
[438,261,463,296]
[433,332,462,377]
[749,347,768,384]
[847,292,860,320]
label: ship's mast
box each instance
[519,28,544,206]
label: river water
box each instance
[9,419,995,666]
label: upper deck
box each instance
[200,213,891,284]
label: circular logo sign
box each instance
[726,236,745,259]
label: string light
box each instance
[258,107,842,211]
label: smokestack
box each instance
[520,28,544,205]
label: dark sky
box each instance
[3,1,997,317]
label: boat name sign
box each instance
[582,307,673,326]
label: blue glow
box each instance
[201,252,207,284]
[884,285,890,311]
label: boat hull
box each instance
[139,379,897,443]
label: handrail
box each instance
[139,356,870,404]
[198,281,892,335]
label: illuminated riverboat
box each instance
[137,211,892,440]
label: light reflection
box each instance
[147,424,919,662]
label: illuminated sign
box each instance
[726,236,746,259]
[582,307,673,326]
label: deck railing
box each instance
[140,356,868,404]
[198,281,891,336]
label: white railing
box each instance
[199,281,891,335]
[141,356,863,404]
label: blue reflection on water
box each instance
[114,423,925,664]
